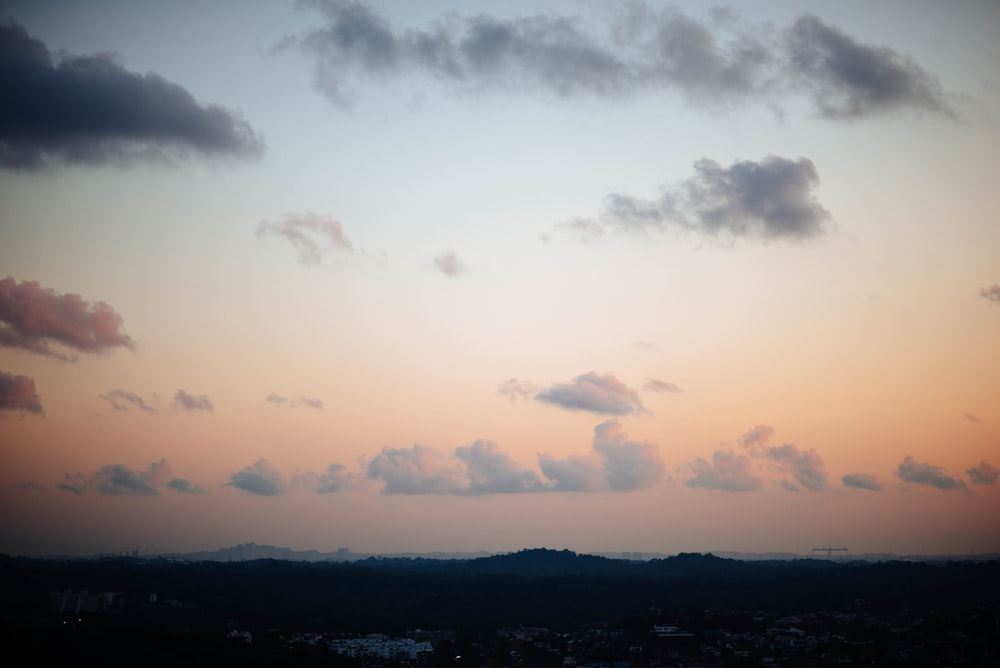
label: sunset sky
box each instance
[1,0,998,558]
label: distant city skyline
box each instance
[2,0,998,557]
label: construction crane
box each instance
[812,547,849,558]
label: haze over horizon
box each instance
[1,0,998,559]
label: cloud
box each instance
[0,277,134,361]
[289,2,947,119]
[603,156,830,242]
[539,420,665,492]
[541,218,606,244]
[257,212,353,265]
[0,370,44,415]
[686,449,762,492]
[0,19,262,170]
[166,477,206,494]
[896,455,967,491]
[57,459,170,496]
[841,473,882,492]
[964,413,980,422]
[226,459,285,496]
[738,424,775,452]
[644,378,681,393]
[367,444,465,494]
[536,371,648,416]
[762,443,827,491]
[295,464,353,494]
[455,440,549,494]
[497,378,540,404]
[967,461,998,486]
[537,452,603,492]
[101,389,157,414]
[980,285,1000,305]
[433,251,467,277]
[173,389,213,413]
[784,14,952,120]
[265,393,324,410]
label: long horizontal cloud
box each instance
[967,461,998,486]
[685,449,762,492]
[173,389,213,413]
[644,378,681,393]
[0,20,262,170]
[0,370,44,415]
[265,393,324,410]
[896,456,967,491]
[225,459,286,496]
[602,156,830,242]
[0,277,133,361]
[536,371,648,416]
[841,473,882,492]
[257,212,352,265]
[56,459,171,496]
[289,1,950,119]
[101,389,157,414]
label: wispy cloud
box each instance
[896,455,967,491]
[967,461,998,486]
[685,449,762,492]
[841,472,882,492]
[265,393,324,410]
[644,378,681,393]
[0,20,262,170]
[101,389,157,414]
[173,389,213,413]
[257,212,352,265]
[57,459,171,496]
[602,156,831,242]
[0,370,43,415]
[979,284,1000,305]
[288,2,950,119]
[536,371,648,416]
[0,277,133,361]
[433,251,467,277]
[497,378,540,404]
[225,459,285,496]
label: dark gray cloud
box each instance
[980,285,1000,305]
[173,389,213,413]
[967,461,998,486]
[536,371,648,416]
[763,443,827,491]
[0,277,133,361]
[643,378,681,393]
[603,156,830,241]
[57,459,170,496]
[367,444,465,494]
[0,370,43,415]
[433,251,466,277]
[101,389,157,414]
[896,455,967,491]
[686,449,762,492]
[496,378,540,404]
[841,472,882,492]
[265,393,324,410]
[0,19,263,170]
[289,2,949,119]
[257,212,352,265]
[226,459,285,496]
[455,439,548,494]
[166,477,206,494]
[785,14,952,120]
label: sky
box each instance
[1,0,999,558]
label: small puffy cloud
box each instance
[296,463,353,494]
[367,444,465,494]
[0,20,262,170]
[967,461,998,486]
[0,277,133,361]
[686,449,762,492]
[497,378,540,403]
[536,371,648,416]
[785,14,952,120]
[841,473,882,492]
[764,443,827,491]
[644,378,681,393]
[101,389,157,414]
[603,156,830,242]
[166,477,206,494]
[979,285,1000,305]
[265,393,324,410]
[173,389,213,413]
[433,251,466,277]
[57,459,170,496]
[739,424,775,451]
[257,212,352,265]
[539,420,665,492]
[226,459,285,496]
[0,370,44,415]
[896,455,967,491]
[455,440,548,494]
